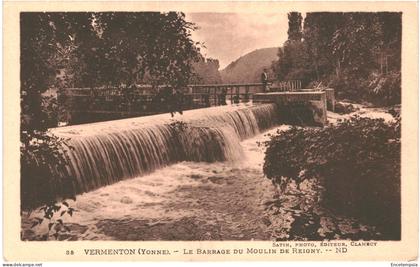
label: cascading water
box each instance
[37,103,278,202]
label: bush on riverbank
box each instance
[21,131,78,240]
[263,116,401,239]
[21,131,75,209]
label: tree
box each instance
[272,41,312,85]
[21,13,57,132]
[272,12,402,104]
[329,13,401,101]
[331,13,381,77]
[303,13,344,80]
[287,12,303,42]
[94,12,201,89]
[273,12,311,85]
[192,57,223,84]
[20,12,202,209]
[21,12,202,130]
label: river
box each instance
[21,104,394,241]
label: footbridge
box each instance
[58,82,335,125]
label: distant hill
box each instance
[220,47,279,84]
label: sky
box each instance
[185,13,289,70]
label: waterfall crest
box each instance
[48,104,278,197]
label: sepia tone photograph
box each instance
[17,9,405,244]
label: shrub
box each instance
[21,130,79,240]
[21,130,75,209]
[263,116,401,239]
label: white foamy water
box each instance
[22,104,394,241]
[328,103,395,124]
[23,122,290,240]
[41,103,278,201]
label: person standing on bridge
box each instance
[218,87,227,105]
[261,69,269,92]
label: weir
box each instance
[41,103,278,202]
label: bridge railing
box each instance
[58,81,304,124]
[269,80,302,92]
[58,83,272,124]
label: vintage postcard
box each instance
[3,0,419,262]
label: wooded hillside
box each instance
[221,47,279,83]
